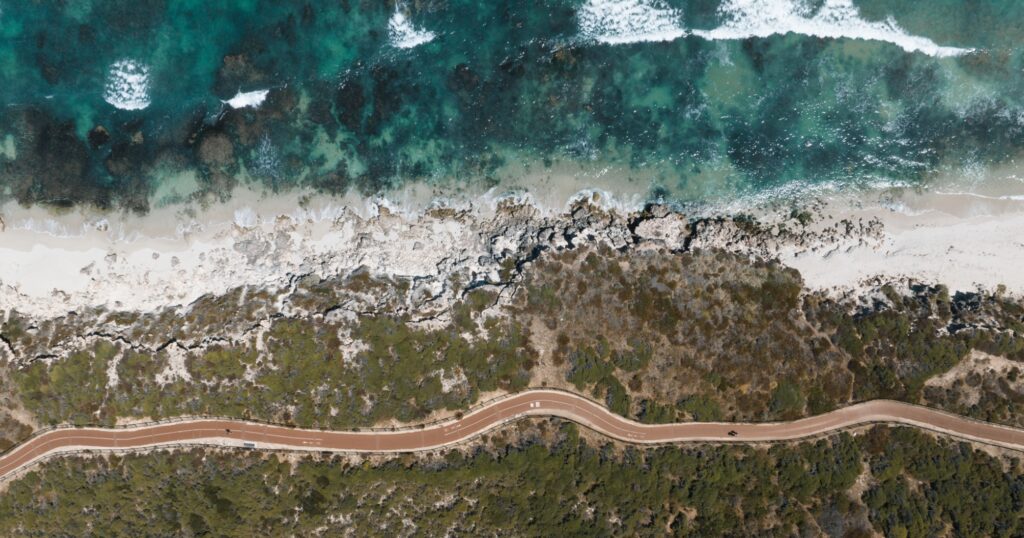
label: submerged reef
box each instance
[1,1,1023,211]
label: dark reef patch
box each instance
[0,1,1022,211]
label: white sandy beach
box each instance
[2,182,1024,322]
[777,189,1024,297]
[0,187,496,320]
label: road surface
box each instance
[2,389,1023,482]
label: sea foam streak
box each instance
[694,0,971,58]
[578,0,686,45]
[388,10,436,49]
[104,59,151,110]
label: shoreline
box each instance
[3,179,1024,321]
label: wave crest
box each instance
[388,10,436,49]
[104,59,151,111]
[578,0,686,45]
[693,0,971,58]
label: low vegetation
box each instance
[3,245,1024,441]
[10,311,535,430]
[1,424,1019,536]
[514,247,1024,427]
[2,241,1024,535]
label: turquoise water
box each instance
[0,0,1021,211]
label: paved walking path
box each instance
[3,390,1023,482]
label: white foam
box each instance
[8,215,118,239]
[223,89,270,109]
[693,0,971,58]
[578,0,686,44]
[564,187,649,213]
[104,59,151,110]
[233,207,259,229]
[934,191,1024,202]
[388,10,436,49]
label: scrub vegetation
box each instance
[7,306,535,430]
[0,424,1019,537]
[2,243,1024,536]
[3,246,1024,442]
[516,246,1024,427]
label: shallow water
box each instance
[0,0,1020,212]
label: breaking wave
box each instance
[575,0,971,57]
[103,59,151,111]
[577,0,686,45]
[223,89,269,109]
[388,9,436,49]
[693,0,971,58]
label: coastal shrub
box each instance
[0,425,921,536]
[9,296,536,429]
[770,380,807,420]
[11,246,1024,434]
[13,342,116,425]
[524,247,847,422]
[600,377,630,417]
[637,399,677,424]
[678,394,723,421]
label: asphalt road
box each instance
[2,389,1023,481]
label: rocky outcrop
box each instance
[0,198,890,367]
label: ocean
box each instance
[0,0,1020,213]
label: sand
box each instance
[777,188,1024,296]
[0,186,491,319]
[2,182,1024,321]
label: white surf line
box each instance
[692,0,972,58]
[575,0,971,57]
[222,89,270,109]
[577,0,686,44]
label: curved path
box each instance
[2,389,1024,482]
